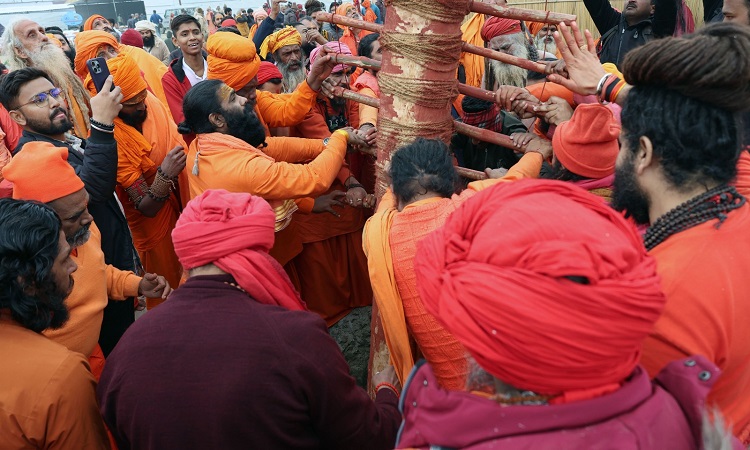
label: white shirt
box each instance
[183,58,208,86]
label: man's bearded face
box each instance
[534,27,558,56]
[141,31,156,47]
[486,33,529,89]
[222,103,267,148]
[119,95,148,128]
[277,57,307,93]
[611,142,652,226]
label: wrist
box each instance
[90,116,114,127]
[375,382,400,398]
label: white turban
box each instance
[135,20,156,33]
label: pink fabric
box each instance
[310,41,352,73]
[172,189,306,311]
[414,180,666,398]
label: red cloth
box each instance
[481,17,522,41]
[414,179,666,400]
[121,29,144,48]
[221,18,237,27]
[257,61,283,86]
[552,103,620,179]
[172,189,306,311]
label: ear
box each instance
[208,112,226,130]
[172,36,179,47]
[13,46,29,61]
[9,109,27,127]
[634,135,654,176]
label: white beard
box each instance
[534,35,558,58]
[277,61,307,93]
[484,33,529,89]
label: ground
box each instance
[328,306,372,388]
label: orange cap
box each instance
[3,142,84,202]
[552,103,621,179]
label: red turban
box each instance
[120,29,144,48]
[257,61,283,85]
[4,142,84,202]
[415,180,666,401]
[172,189,306,311]
[553,104,620,179]
[481,17,522,41]
[83,14,107,31]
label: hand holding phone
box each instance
[86,57,115,92]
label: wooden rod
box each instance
[331,54,381,71]
[316,12,384,33]
[468,1,576,24]
[461,42,547,74]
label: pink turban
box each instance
[415,180,666,402]
[172,189,306,311]
[310,41,352,73]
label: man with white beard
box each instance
[259,27,307,93]
[480,17,538,90]
[0,20,91,139]
[530,23,559,59]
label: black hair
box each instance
[217,26,242,35]
[461,96,493,113]
[263,78,283,85]
[170,14,201,34]
[179,79,225,135]
[358,32,380,60]
[0,199,66,333]
[620,23,750,189]
[0,68,54,111]
[389,138,458,204]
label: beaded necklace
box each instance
[644,184,745,251]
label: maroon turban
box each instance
[415,180,666,402]
[172,189,306,311]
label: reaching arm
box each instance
[75,129,118,205]
[256,83,318,128]
[582,0,622,34]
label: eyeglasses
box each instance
[16,87,63,109]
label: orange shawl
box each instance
[460,13,486,88]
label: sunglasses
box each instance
[17,87,63,109]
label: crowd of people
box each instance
[0,0,749,448]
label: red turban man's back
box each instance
[415,180,666,403]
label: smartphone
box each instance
[86,57,114,92]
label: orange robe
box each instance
[460,13,486,88]
[256,80,319,135]
[642,202,750,443]
[116,93,187,308]
[363,152,543,385]
[186,132,348,267]
[120,45,170,109]
[352,71,379,128]
[43,223,141,379]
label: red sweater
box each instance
[161,57,194,126]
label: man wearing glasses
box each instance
[0,67,143,356]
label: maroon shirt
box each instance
[98,274,400,449]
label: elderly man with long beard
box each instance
[0,20,90,139]
[76,22,171,108]
[259,26,307,93]
[83,53,188,310]
[480,17,538,90]
[528,22,559,58]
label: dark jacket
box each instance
[397,356,743,449]
[253,15,280,57]
[585,0,678,65]
[98,274,402,450]
[15,130,137,355]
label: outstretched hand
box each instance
[547,22,605,95]
[307,47,336,92]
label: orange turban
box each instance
[84,52,147,102]
[553,104,621,179]
[74,30,120,78]
[46,34,63,48]
[3,142,84,203]
[258,26,302,59]
[84,14,107,31]
[527,21,545,36]
[336,2,355,16]
[83,53,154,187]
[481,17,522,41]
[415,179,666,402]
[206,31,261,91]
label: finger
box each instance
[554,24,573,61]
[101,76,114,91]
[585,29,596,53]
[144,272,157,281]
[162,283,172,298]
[571,21,585,51]
[547,73,578,91]
[326,207,341,217]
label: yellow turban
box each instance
[258,26,302,59]
[206,31,262,91]
[74,30,120,78]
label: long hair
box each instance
[388,138,458,204]
[620,23,750,190]
[0,199,65,332]
[178,79,225,135]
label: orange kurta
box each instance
[363,152,543,385]
[642,202,750,443]
[116,93,187,308]
[256,80,319,135]
[186,132,348,266]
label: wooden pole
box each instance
[468,0,576,24]
[461,42,547,74]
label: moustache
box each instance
[50,107,68,121]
